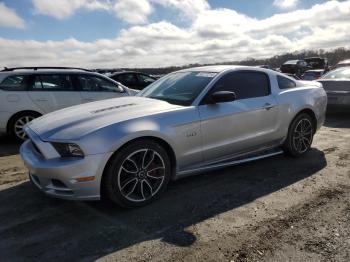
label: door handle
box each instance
[263,103,275,110]
[35,99,48,102]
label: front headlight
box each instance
[51,142,84,158]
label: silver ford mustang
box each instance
[20,65,327,208]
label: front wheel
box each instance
[283,113,314,157]
[102,140,172,208]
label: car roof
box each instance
[0,69,97,75]
[111,71,141,75]
[283,60,303,64]
[338,59,350,64]
[178,65,262,73]
[304,69,324,73]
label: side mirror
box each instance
[210,91,236,103]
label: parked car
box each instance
[304,57,329,71]
[280,60,310,76]
[301,69,325,80]
[0,67,134,141]
[335,59,350,69]
[109,71,156,90]
[317,67,350,108]
[20,65,327,208]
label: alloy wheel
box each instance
[14,116,35,140]
[292,118,313,154]
[117,149,166,202]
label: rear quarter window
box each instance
[0,75,27,91]
[277,75,296,89]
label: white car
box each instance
[0,67,134,140]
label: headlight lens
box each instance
[51,143,84,158]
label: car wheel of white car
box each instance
[102,139,172,208]
[9,112,40,141]
[283,113,314,157]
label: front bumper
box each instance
[20,139,111,201]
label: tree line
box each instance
[98,47,350,75]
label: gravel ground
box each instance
[0,113,349,262]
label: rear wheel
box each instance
[283,113,314,157]
[9,112,40,141]
[102,140,171,208]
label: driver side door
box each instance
[198,71,279,163]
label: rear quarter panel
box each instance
[274,83,327,136]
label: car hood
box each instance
[27,96,181,141]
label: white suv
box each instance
[0,67,134,140]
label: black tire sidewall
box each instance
[9,112,40,142]
[102,140,172,208]
[284,113,314,157]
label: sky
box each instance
[0,0,349,68]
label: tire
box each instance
[8,112,41,141]
[102,139,172,208]
[283,113,314,157]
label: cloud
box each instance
[152,0,210,19]
[31,0,209,24]
[32,0,110,19]
[0,2,25,29]
[113,0,153,24]
[32,0,154,24]
[2,0,350,68]
[273,0,299,9]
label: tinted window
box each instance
[207,71,270,101]
[78,75,120,92]
[0,75,26,91]
[117,73,137,86]
[138,74,155,84]
[277,75,296,89]
[32,75,74,91]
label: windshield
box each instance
[138,71,216,106]
[322,68,350,80]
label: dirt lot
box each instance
[0,113,349,262]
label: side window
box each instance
[208,71,270,100]
[117,73,138,86]
[77,75,120,92]
[0,75,27,91]
[277,75,296,89]
[32,75,74,91]
[138,74,155,84]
